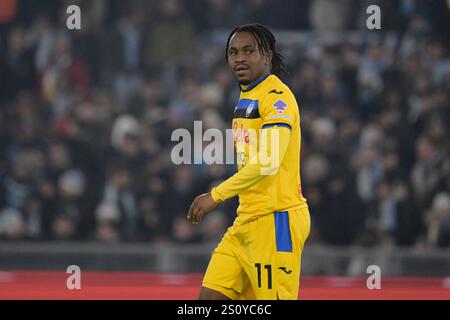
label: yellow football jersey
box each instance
[211,73,308,224]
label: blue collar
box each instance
[240,73,271,92]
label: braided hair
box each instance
[225,23,287,77]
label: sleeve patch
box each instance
[273,99,287,114]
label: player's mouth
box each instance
[235,64,249,72]
[234,65,250,77]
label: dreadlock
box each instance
[225,23,288,77]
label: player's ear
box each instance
[264,50,273,66]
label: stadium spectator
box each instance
[0,25,36,103]
[425,192,450,248]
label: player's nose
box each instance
[234,52,247,63]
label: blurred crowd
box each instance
[0,0,449,248]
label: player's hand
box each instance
[187,193,218,224]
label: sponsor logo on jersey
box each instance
[269,89,284,94]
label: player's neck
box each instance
[240,73,271,92]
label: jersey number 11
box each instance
[255,263,272,289]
